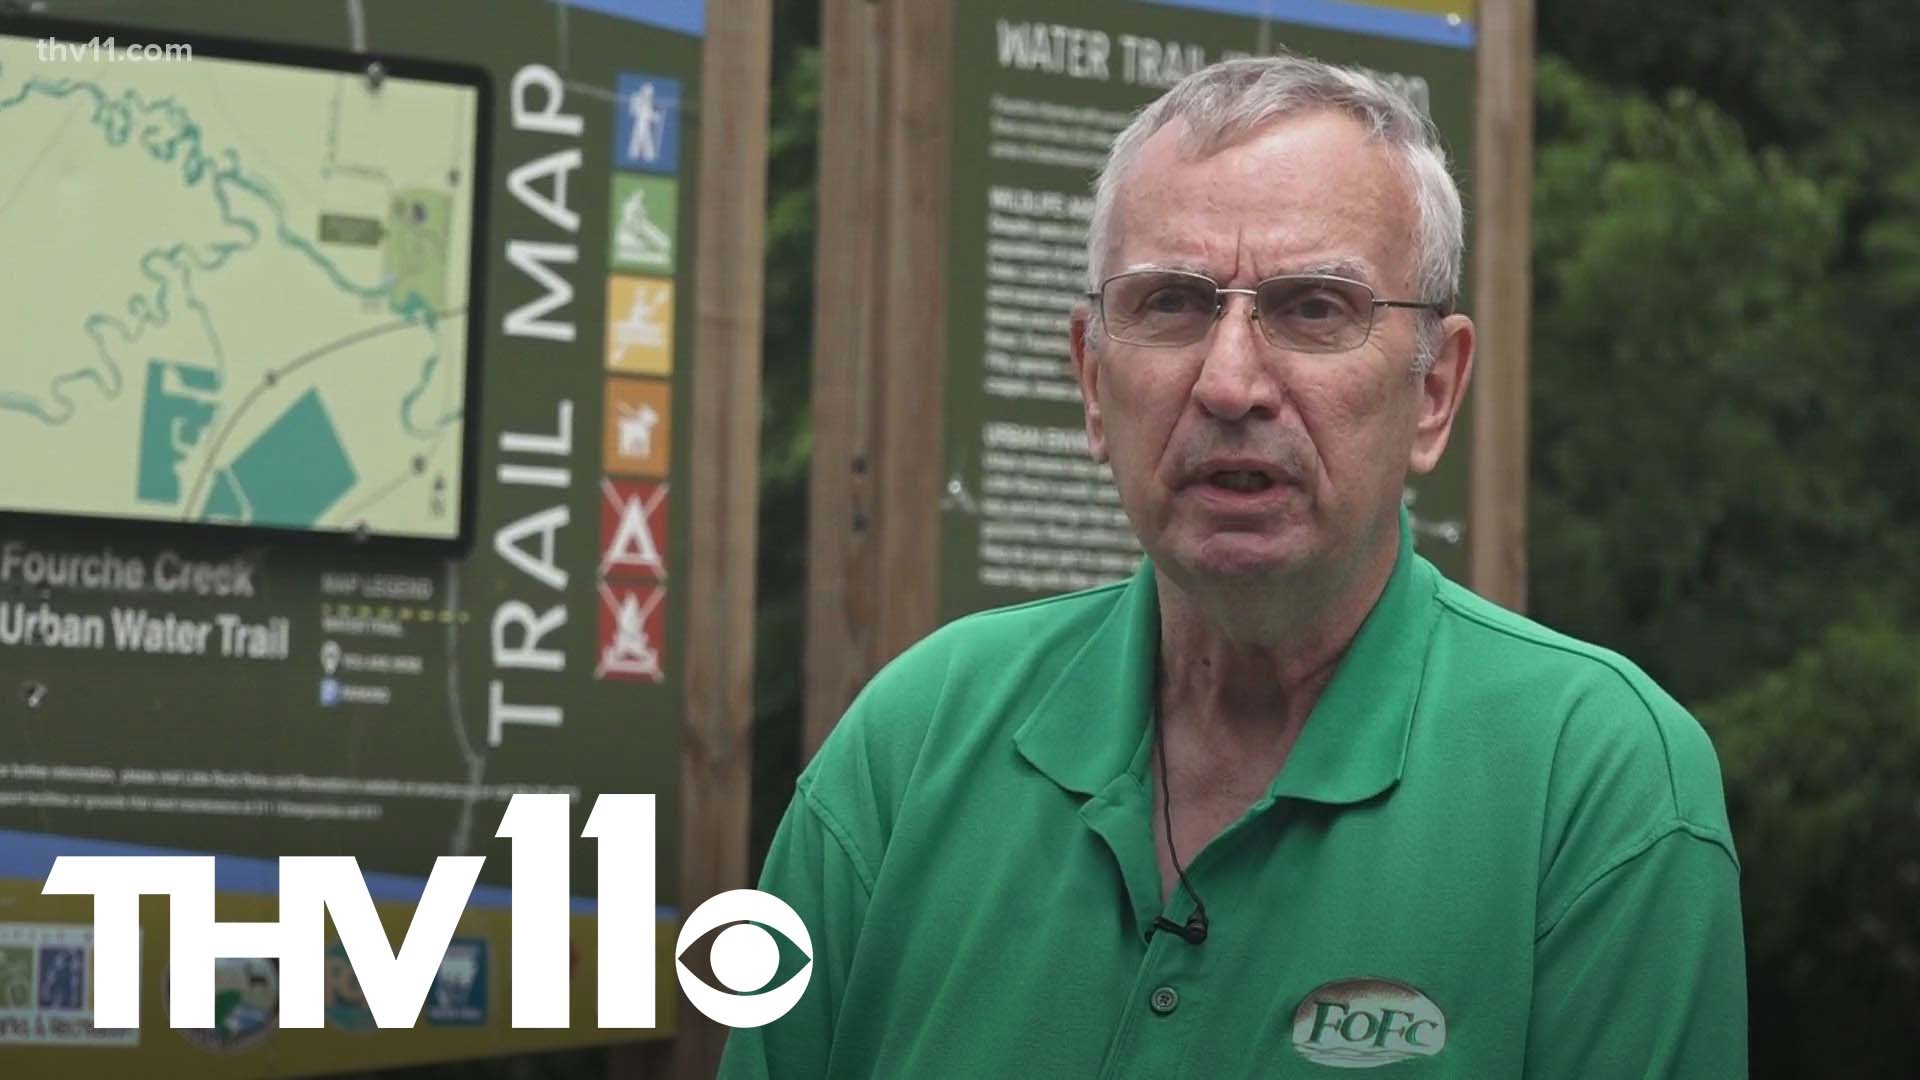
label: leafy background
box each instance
[1533,5,1920,1075]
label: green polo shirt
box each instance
[720,517,1746,1077]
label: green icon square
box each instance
[609,174,678,274]
[0,946,32,1008]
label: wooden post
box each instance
[667,0,772,1075]
[1468,0,1534,611]
[802,0,953,759]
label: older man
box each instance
[722,55,1745,1077]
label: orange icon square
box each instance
[603,377,671,479]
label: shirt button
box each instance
[1149,986,1179,1015]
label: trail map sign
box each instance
[0,32,484,546]
[0,1,706,1074]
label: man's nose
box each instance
[1190,293,1284,422]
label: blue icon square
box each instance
[320,679,342,707]
[614,73,682,174]
[37,946,85,1010]
[425,938,488,1026]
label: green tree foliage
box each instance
[1530,59,1892,704]
[1533,4,1920,1072]
[752,0,823,863]
[1698,621,1920,1079]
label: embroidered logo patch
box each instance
[1291,977,1446,1067]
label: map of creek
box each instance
[0,38,478,540]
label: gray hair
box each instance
[1085,55,1463,370]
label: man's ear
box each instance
[1070,304,1109,464]
[1408,313,1474,476]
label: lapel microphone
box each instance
[1152,910,1210,944]
[1150,707,1211,946]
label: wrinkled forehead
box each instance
[1105,110,1420,290]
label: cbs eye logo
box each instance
[675,889,814,1027]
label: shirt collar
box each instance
[1014,508,1439,806]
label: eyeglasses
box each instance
[1088,269,1449,353]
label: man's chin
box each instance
[1172,530,1317,582]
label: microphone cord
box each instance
[1154,707,1209,940]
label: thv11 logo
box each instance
[41,794,811,1030]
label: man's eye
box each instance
[1142,285,1210,314]
[1286,292,1345,321]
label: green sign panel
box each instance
[938,0,1477,622]
[0,0,703,1070]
